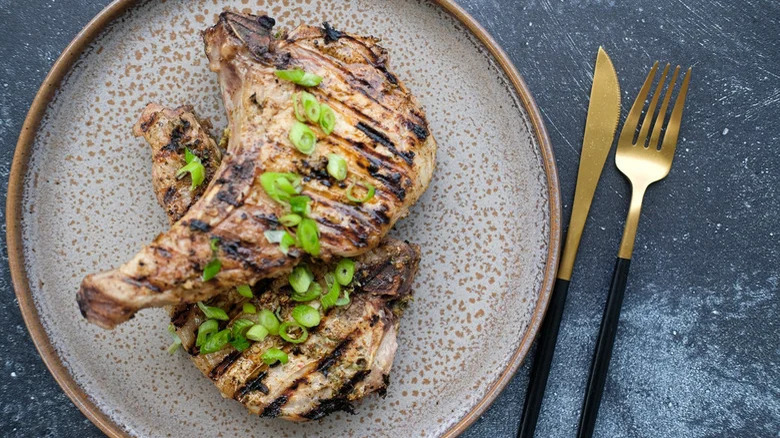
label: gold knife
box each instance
[518,46,621,438]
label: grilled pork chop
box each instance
[133,104,223,223]
[171,240,418,420]
[78,12,436,329]
[134,106,418,419]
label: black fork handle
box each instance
[577,257,632,438]
[517,278,570,438]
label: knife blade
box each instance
[518,46,620,438]
[558,46,621,280]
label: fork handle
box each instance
[577,257,631,438]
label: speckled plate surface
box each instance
[7,0,560,437]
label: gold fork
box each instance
[577,62,692,438]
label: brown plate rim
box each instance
[5,1,562,437]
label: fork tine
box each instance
[660,67,692,158]
[636,63,670,147]
[619,61,659,145]
[648,65,680,150]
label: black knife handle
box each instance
[517,278,570,438]
[577,257,632,438]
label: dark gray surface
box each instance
[1,0,778,437]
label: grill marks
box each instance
[356,122,414,165]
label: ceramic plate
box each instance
[7,0,560,436]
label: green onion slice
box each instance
[289,121,317,155]
[299,72,324,87]
[300,91,321,123]
[289,265,314,293]
[327,154,347,181]
[197,302,229,321]
[335,258,355,285]
[289,195,311,216]
[167,324,182,354]
[297,218,321,257]
[209,237,220,252]
[319,104,336,135]
[335,288,351,307]
[275,68,323,87]
[196,319,219,347]
[291,281,322,302]
[200,329,231,354]
[292,305,321,328]
[279,214,302,227]
[274,68,305,83]
[279,321,309,344]
[230,335,251,352]
[246,324,269,342]
[176,148,206,190]
[202,258,222,281]
[292,92,307,122]
[264,230,288,244]
[258,309,280,336]
[260,172,302,203]
[237,284,253,298]
[346,181,376,203]
[262,347,289,365]
[321,272,340,311]
[243,302,257,314]
[280,232,296,256]
[231,319,255,339]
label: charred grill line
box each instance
[321,22,343,43]
[237,371,269,398]
[188,219,211,232]
[170,304,194,327]
[356,122,414,165]
[208,350,243,380]
[260,394,289,418]
[301,370,371,420]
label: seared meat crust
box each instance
[77,13,436,329]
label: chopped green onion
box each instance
[258,309,280,336]
[202,237,221,281]
[231,319,255,339]
[264,230,288,244]
[279,214,302,227]
[299,72,324,87]
[319,104,336,135]
[327,154,347,181]
[292,92,307,122]
[243,302,257,314]
[275,69,323,87]
[200,329,231,354]
[335,258,355,285]
[246,324,269,341]
[196,319,219,347]
[275,68,305,83]
[291,281,322,302]
[260,172,302,203]
[197,302,229,321]
[280,232,296,256]
[237,284,253,298]
[176,148,206,190]
[262,347,289,365]
[202,258,222,281]
[300,91,321,123]
[297,218,321,257]
[167,324,182,354]
[289,195,311,216]
[289,265,313,294]
[289,121,317,155]
[275,307,284,321]
[279,321,309,344]
[335,288,350,307]
[346,181,376,203]
[321,272,340,311]
[230,335,251,352]
[292,305,321,328]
